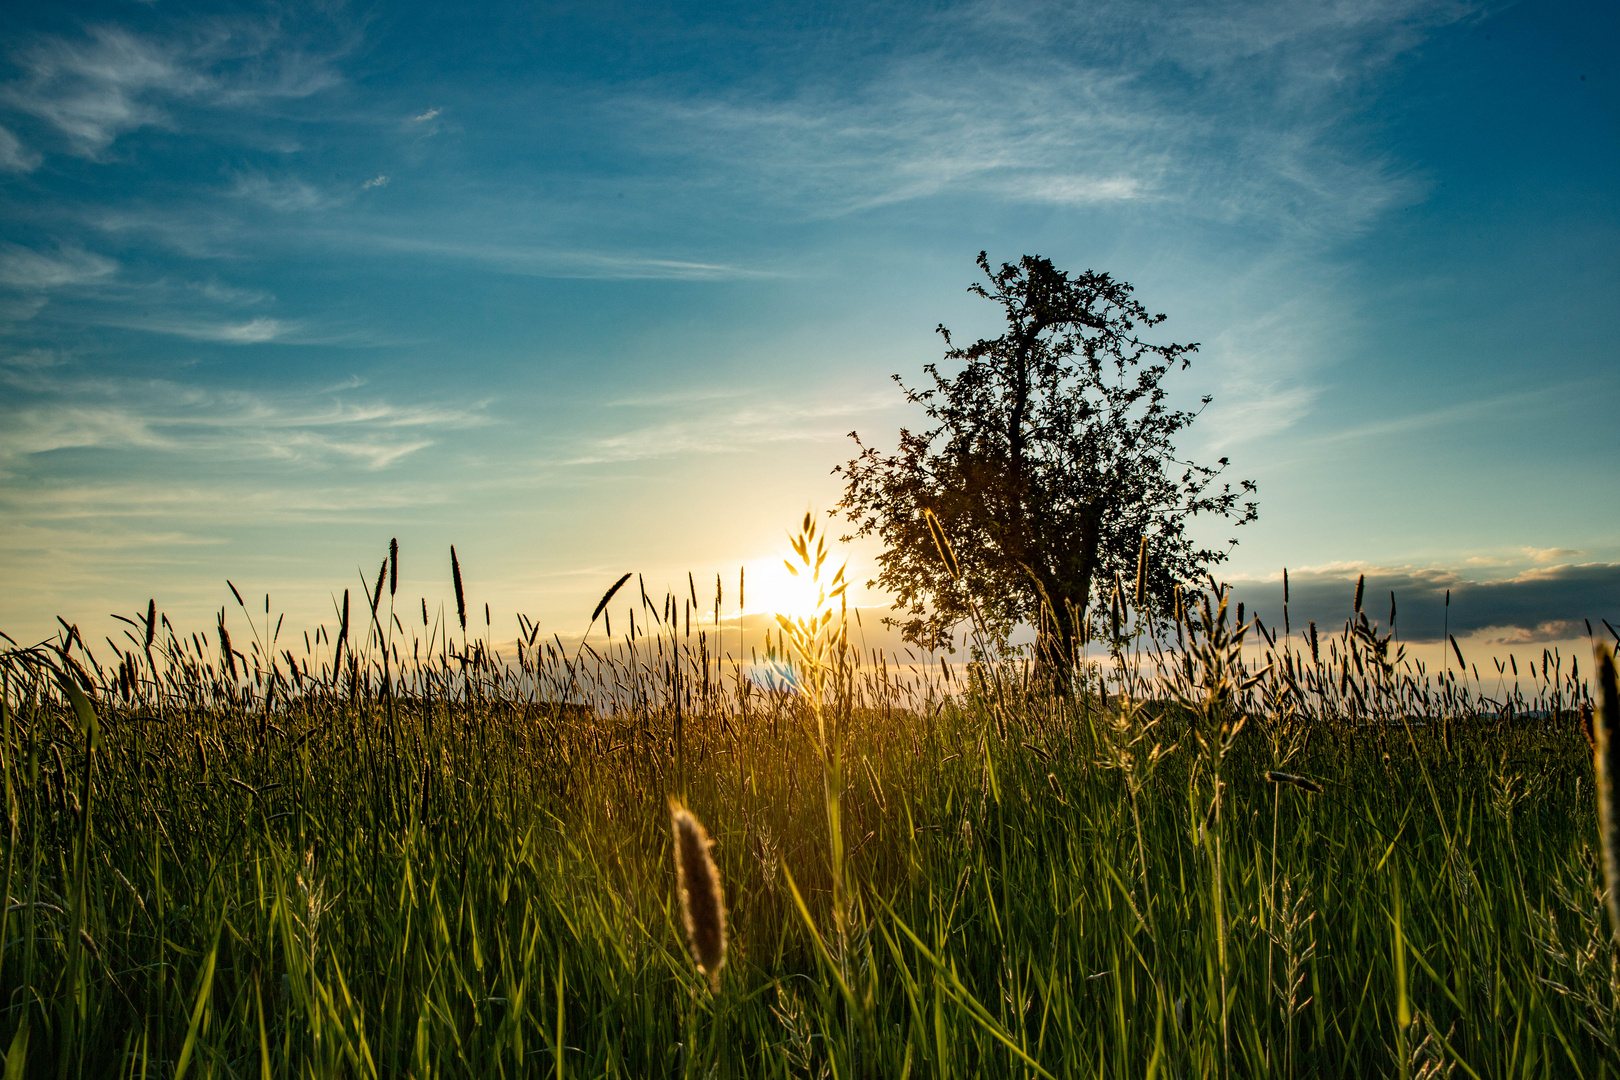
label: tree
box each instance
[834,252,1257,664]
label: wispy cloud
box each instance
[0,241,352,343]
[565,390,895,464]
[228,173,339,213]
[1292,378,1580,452]
[1193,366,1588,462]
[0,475,455,532]
[1189,283,1334,450]
[406,105,447,138]
[629,71,1161,218]
[618,0,1469,235]
[604,387,748,408]
[0,243,117,289]
[0,364,489,471]
[0,348,66,371]
[0,123,39,171]
[367,235,777,280]
[3,26,201,156]
[1,20,343,159]
[106,314,294,343]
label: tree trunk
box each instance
[1032,504,1104,686]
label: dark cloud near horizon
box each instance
[1227,563,1620,644]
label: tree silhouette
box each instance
[835,252,1257,664]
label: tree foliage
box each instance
[835,252,1257,658]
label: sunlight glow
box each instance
[744,555,829,623]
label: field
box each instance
[2,538,1617,1078]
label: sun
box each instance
[744,555,829,624]
[741,511,852,625]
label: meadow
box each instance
[1,527,1617,1078]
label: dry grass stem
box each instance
[1593,644,1620,944]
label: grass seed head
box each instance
[1135,535,1148,609]
[451,546,467,632]
[670,800,727,992]
[924,508,960,581]
[1594,644,1620,943]
[1265,770,1323,794]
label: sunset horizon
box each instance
[2,0,1615,663]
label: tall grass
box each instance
[0,538,1616,1078]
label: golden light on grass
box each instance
[1593,644,1620,944]
[12,529,1620,1071]
[670,800,727,992]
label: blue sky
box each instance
[0,0,1616,655]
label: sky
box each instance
[0,0,1616,665]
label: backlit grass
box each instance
[1,541,1615,1078]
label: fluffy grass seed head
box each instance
[671,800,727,992]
